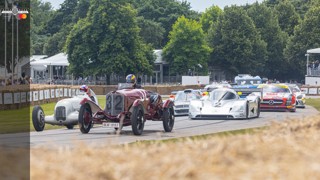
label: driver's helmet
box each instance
[126,74,136,84]
[80,85,89,93]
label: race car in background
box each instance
[189,88,262,120]
[257,84,296,112]
[173,89,202,116]
[204,82,232,92]
[287,84,306,108]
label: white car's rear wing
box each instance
[232,88,263,99]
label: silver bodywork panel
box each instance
[44,92,98,125]
[189,88,260,120]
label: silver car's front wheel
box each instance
[32,106,45,131]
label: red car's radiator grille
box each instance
[105,94,124,116]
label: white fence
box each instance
[0,87,81,105]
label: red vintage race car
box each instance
[78,83,175,135]
[257,84,296,112]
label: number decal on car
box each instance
[105,94,124,115]
[115,95,123,111]
[106,95,112,111]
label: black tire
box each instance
[131,104,145,135]
[78,103,92,133]
[246,101,249,119]
[290,108,296,112]
[256,99,261,118]
[163,104,175,132]
[66,124,74,129]
[32,106,45,132]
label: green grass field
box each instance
[306,98,320,111]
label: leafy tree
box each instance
[43,0,84,56]
[208,6,267,78]
[284,6,320,80]
[163,16,212,75]
[132,0,200,48]
[30,0,54,55]
[200,5,223,34]
[136,17,165,48]
[66,0,154,84]
[274,0,300,36]
[247,3,288,79]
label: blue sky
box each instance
[44,0,264,12]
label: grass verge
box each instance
[306,98,320,111]
[131,127,267,146]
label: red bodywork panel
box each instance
[260,93,296,111]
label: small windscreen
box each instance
[118,83,134,90]
[262,86,290,93]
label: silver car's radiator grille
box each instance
[175,109,189,114]
[105,93,124,116]
[175,105,189,108]
[55,106,66,121]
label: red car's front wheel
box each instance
[79,103,93,134]
[163,104,175,132]
[131,104,145,135]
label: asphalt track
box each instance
[0,106,318,149]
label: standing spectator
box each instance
[25,76,31,84]
[19,72,26,84]
[311,61,315,69]
[315,60,319,70]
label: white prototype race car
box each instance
[189,88,262,120]
[32,88,98,131]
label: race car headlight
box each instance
[230,105,244,112]
[286,96,292,106]
[297,95,303,99]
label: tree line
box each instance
[30,0,320,83]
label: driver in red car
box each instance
[80,85,96,103]
[126,74,142,89]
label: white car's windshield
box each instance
[211,90,238,101]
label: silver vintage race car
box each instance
[189,88,262,120]
[32,86,98,131]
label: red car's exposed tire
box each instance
[79,103,92,134]
[32,105,45,132]
[163,104,175,132]
[131,104,145,135]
